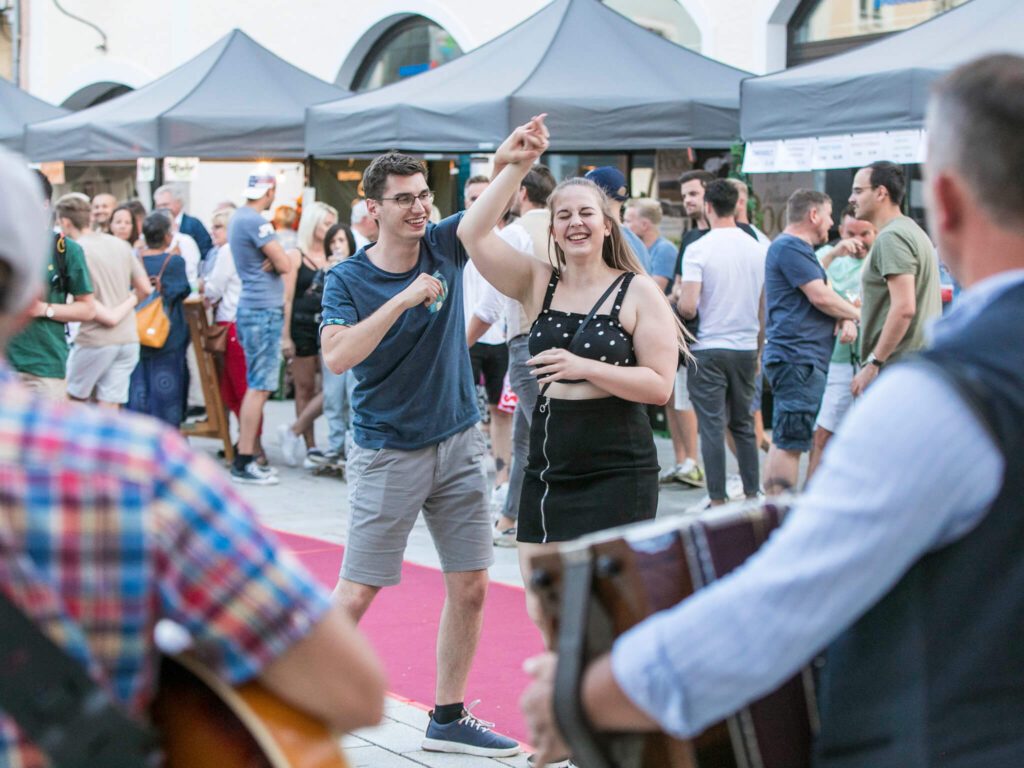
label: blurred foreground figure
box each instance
[0,150,385,767]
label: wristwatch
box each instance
[44,304,55,319]
[866,352,885,369]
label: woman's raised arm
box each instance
[458,116,550,305]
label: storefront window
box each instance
[354,17,462,92]
[790,0,968,64]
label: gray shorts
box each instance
[66,343,141,404]
[342,425,494,587]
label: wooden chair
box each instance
[181,297,234,462]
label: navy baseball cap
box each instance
[584,166,628,201]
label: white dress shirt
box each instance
[203,244,240,323]
[609,271,1024,738]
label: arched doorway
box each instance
[788,0,969,65]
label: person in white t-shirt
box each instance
[675,180,767,504]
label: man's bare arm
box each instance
[260,239,293,275]
[322,273,443,374]
[258,602,386,733]
[869,273,917,361]
[800,279,861,321]
[92,295,138,327]
[467,314,494,347]
[32,293,96,323]
[676,281,701,321]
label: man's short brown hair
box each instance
[522,165,556,207]
[363,152,428,201]
[678,169,715,188]
[786,189,831,226]
[54,193,92,231]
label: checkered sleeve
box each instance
[150,429,331,685]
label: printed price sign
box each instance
[163,157,200,182]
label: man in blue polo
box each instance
[320,152,519,758]
[762,189,860,493]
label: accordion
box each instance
[530,499,818,768]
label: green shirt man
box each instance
[7,233,93,383]
[859,216,942,364]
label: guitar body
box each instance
[532,499,816,768]
[151,654,349,768]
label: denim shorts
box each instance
[235,307,283,392]
[764,361,828,452]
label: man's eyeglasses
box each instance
[851,186,876,195]
[378,190,434,209]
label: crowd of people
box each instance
[0,52,1020,768]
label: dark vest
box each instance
[814,280,1024,768]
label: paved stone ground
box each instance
[189,400,743,766]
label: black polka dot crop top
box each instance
[528,271,637,383]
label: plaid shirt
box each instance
[0,366,331,767]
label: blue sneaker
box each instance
[421,701,520,757]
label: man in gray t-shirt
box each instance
[227,174,294,485]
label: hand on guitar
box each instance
[521,652,571,766]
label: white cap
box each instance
[0,151,49,315]
[242,173,276,201]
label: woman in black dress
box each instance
[458,116,685,630]
[280,202,338,466]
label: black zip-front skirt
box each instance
[518,396,659,544]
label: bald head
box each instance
[91,193,117,232]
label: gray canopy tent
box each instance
[306,0,750,156]
[26,29,347,161]
[0,78,67,154]
[741,0,1023,141]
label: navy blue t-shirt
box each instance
[763,233,835,371]
[319,213,478,450]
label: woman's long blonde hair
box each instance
[297,201,339,255]
[546,177,691,357]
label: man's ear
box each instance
[930,172,965,241]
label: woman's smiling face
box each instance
[550,185,609,258]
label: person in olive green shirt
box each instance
[6,172,95,398]
[847,161,942,397]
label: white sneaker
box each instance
[231,461,280,486]
[726,473,744,500]
[276,423,304,468]
[659,463,684,484]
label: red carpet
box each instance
[270,529,544,745]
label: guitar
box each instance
[530,498,817,768]
[151,654,349,768]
